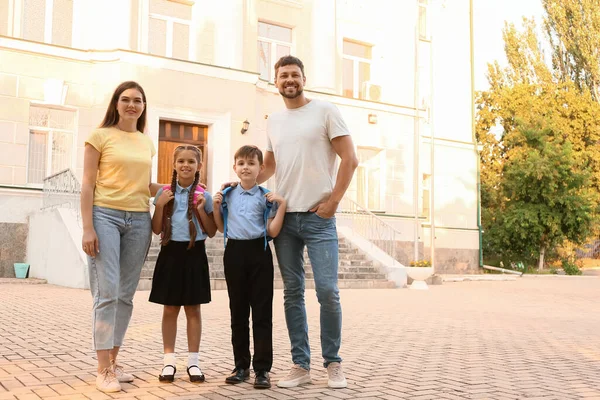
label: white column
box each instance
[307,0,336,94]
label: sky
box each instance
[473,0,545,91]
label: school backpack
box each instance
[221,185,273,250]
[161,185,206,234]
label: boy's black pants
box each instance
[224,238,274,372]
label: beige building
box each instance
[0,0,480,281]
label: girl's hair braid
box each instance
[186,171,200,249]
[160,169,178,245]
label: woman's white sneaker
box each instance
[112,362,134,383]
[327,362,347,389]
[276,365,311,388]
[96,368,121,393]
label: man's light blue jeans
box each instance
[274,212,342,369]
[88,206,152,350]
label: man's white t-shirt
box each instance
[266,99,351,212]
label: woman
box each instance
[81,81,161,393]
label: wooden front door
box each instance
[157,120,208,185]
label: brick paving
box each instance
[0,276,599,400]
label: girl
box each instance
[81,81,162,393]
[150,145,217,383]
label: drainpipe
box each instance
[429,5,436,274]
[413,0,422,263]
[469,0,483,267]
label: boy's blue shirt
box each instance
[154,182,214,241]
[220,184,277,241]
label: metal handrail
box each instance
[42,169,81,223]
[336,195,403,263]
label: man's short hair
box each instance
[274,55,305,79]
[234,145,263,165]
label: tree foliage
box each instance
[476,9,600,268]
[543,0,600,100]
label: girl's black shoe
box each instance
[187,365,205,383]
[158,365,176,383]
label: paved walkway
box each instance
[0,276,599,400]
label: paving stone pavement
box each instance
[0,276,599,400]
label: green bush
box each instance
[561,260,582,275]
[549,267,558,275]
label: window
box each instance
[257,22,292,81]
[22,0,73,46]
[147,0,193,59]
[356,147,384,211]
[27,105,76,184]
[342,40,372,99]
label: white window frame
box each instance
[26,103,77,187]
[140,0,195,60]
[342,40,372,99]
[257,21,294,82]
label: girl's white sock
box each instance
[162,353,176,375]
[188,352,201,376]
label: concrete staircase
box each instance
[138,232,395,290]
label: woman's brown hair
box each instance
[161,145,203,249]
[99,81,147,133]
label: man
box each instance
[257,55,359,389]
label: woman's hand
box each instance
[156,189,174,207]
[82,228,99,257]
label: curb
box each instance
[0,278,47,284]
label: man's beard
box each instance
[279,86,303,99]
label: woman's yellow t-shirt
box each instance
[85,127,156,212]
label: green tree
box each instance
[543,0,600,100]
[498,124,597,269]
[476,16,600,269]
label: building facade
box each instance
[0,0,480,278]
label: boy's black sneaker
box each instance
[225,368,250,384]
[254,371,271,389]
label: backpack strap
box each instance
[162,185,207,235]
[221,186,234,248]
[221,186,273,250]
[258,186,274,250]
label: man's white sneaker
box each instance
[327,362,347,389]
[96,368,121,393]
[112,362,134,383]
[276,364,311,388]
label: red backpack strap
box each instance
[192,186,205,205]
[191,187,207,234]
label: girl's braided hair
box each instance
[161,145,203,249]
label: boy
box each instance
[213,145,286,389]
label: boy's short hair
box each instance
[274,55,305,78]
[234,145,263,165]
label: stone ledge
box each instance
[442,274,518,282]
[0,278,47,284]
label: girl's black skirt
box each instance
[149,240,211,306]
